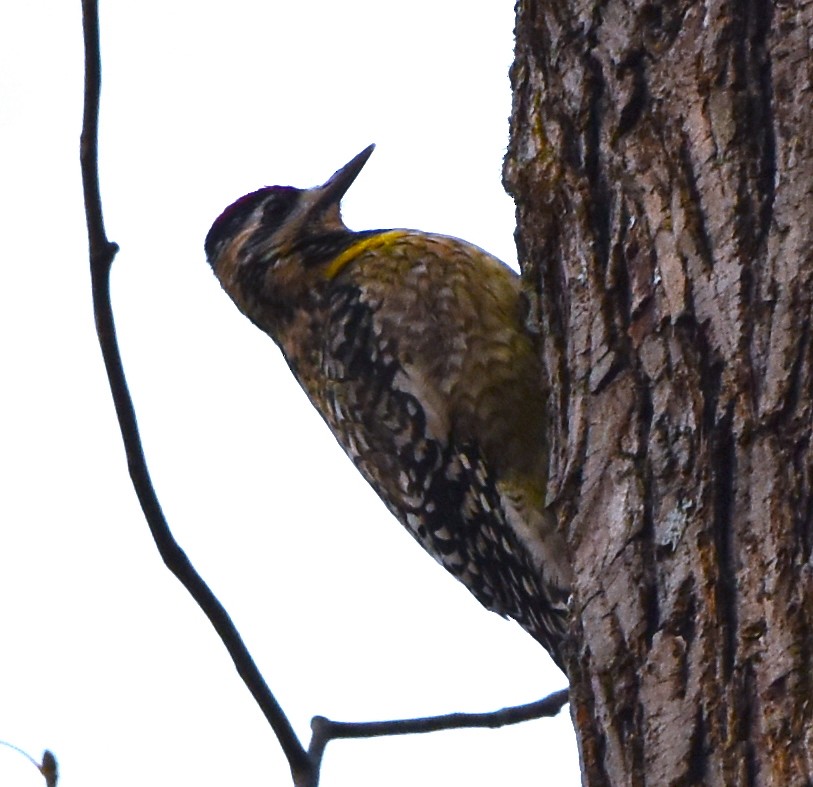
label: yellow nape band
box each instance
[323,230,409,280]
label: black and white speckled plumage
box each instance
[205,146,572,668]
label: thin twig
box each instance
[307,688,569,781]
[40,751,58,787]
[0,743,58,787]
[78,1,311,782]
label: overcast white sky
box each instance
[1,3,580,785]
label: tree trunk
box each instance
[504,1,813,784]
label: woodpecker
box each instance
[205,146,571,669]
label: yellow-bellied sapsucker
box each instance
[205,146,571,669]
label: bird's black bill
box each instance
[311,144,375,214]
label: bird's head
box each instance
[204,145,375,336]
[205,144,374,305]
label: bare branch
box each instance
[0,743,58,787]
[305,689,569,784]
[78,1,311,782]
[40,751,58,787]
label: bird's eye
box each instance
[261,188,299,232]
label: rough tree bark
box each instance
[504,2,813,784]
